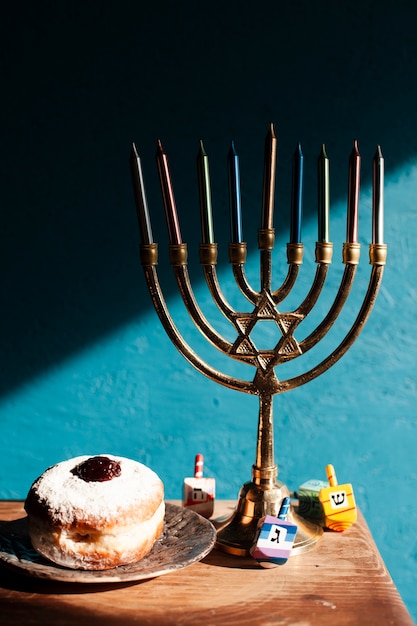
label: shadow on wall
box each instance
[1,0,417,398]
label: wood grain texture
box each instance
[0,501,414,626]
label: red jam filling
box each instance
[72,456,122,482]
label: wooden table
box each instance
[0,500,413,626]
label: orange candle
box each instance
[261,123,277,230]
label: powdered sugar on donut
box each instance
[27,455,164,527]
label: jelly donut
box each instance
[24,455,165,570]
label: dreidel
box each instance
[295,478,329,522]
[298,478,329,498]
[318,464,357,531]
[183,453,215,518]
[249,497,298,568]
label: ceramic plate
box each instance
[0,503,216,583]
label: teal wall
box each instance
[1,1,416,621]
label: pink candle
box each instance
[347,139,360,243]
[156,139,182,244]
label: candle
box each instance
[347,139,361,243]
[129,143,153,244]
[261,122,277,230]
[228,140,243,243]
[317,144,330,243]
[156,139,182,244]
[196,140,215,244]
[290,142,303,244]
[372,145,384,244]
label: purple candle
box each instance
[129,143,153,244]
[347,139,360,243]
[156,139,182,244]
[372,145,384,244]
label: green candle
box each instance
[197,140,215,244]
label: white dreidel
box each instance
[250,497,298,567]
[183,453,215,518]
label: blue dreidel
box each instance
[250,497,298,568]
[183,453,215,518]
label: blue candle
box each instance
[290,142,303,243]
[228,140,243,243]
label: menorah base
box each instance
[215,472,323,557]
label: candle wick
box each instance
[199,139,207,156]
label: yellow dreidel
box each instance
[318,464,357,531]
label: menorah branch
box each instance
[229,243,259,303]
[140,244,256,395]
[281,250,386,392]
[297,239,364,358]
[200,244,239,320]
[169,244,232,354]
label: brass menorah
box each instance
[129,123,387,557]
